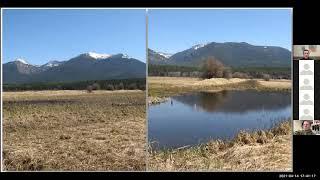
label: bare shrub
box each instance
[201,57,225,79]
[262,74,271,81]
[223,68,233,79]
[87,85,93,93]
[233,72,249,79]
[118,82,124,90]
[128,83,137,90]
[106,84,114,91]
[92,83,101,90]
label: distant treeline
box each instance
[3,78,146,91]
[148,64,202,77]
[232,67,291,79]
[148,64,291,80]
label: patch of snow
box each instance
[15,58,29,65]
[86,52,112,59]
[46,63,60,67]
[192,42,209,50]
[121,54,130,59]
[41,61,62,67]
[158,52,172,58]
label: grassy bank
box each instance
[3,90,146,171]
[148,96,170,105]
[148,120,292,171]
[148,77,291,100]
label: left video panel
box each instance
[1,9,147,171]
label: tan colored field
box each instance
[193,78,247,86]
[3,90,142,100]
[149,121,292,171]
[2,90,146,171]
[148,77,202,87]
[258,79,291,89]
[148,76,291,89]
[148,77,291,100]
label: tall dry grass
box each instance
[148,77,291,98]
[3,90,146,171]
[148,120,292,171]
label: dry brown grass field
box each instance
[148,121,292,171]
[148,77,291,102]
[2,90,146,171]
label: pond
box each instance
[148,90,291,150]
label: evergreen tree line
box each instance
[148,57,291,80]
[3,78,146,91]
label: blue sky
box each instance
[148,9,292,54]
[2,9,146,64]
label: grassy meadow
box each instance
[2,90,146,171]
[148,77,291,103]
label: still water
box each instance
[148,90,291,150]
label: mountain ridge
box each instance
[3,52,146,84]
[149,42,291,68]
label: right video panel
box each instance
[293,45,320,135]
[147,8,292,171]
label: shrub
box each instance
[128,83,137,90]
[92,83,100,90]
[263,74,271,81]
[201,57,225,79]
[233,72,249,79]
[106,84,114,91]
[118,82,124,90]
[223,68,232,79]
[86,85,93,93]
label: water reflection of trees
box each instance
[171,90,291,113]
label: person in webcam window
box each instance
[301,49,312,60]
[294,120,315,135]
[312,120,320,134]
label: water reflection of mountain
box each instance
[171,90,291,113]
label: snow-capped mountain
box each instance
[14,58,29,65]
[149,42,291,67]
[158,52,172,59]
[121,54,130,59]
[192,43,209,50]
[81,52,112,59]
[3,52,145,84]
[42,60,64,67]
[3,58,41,83]
[148,49,171,64]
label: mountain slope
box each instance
[3,60,42,83]
[3,53,146,84]
[148,49,170,65]
[149,42,291,67]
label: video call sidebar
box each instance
[293,55,320,134]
